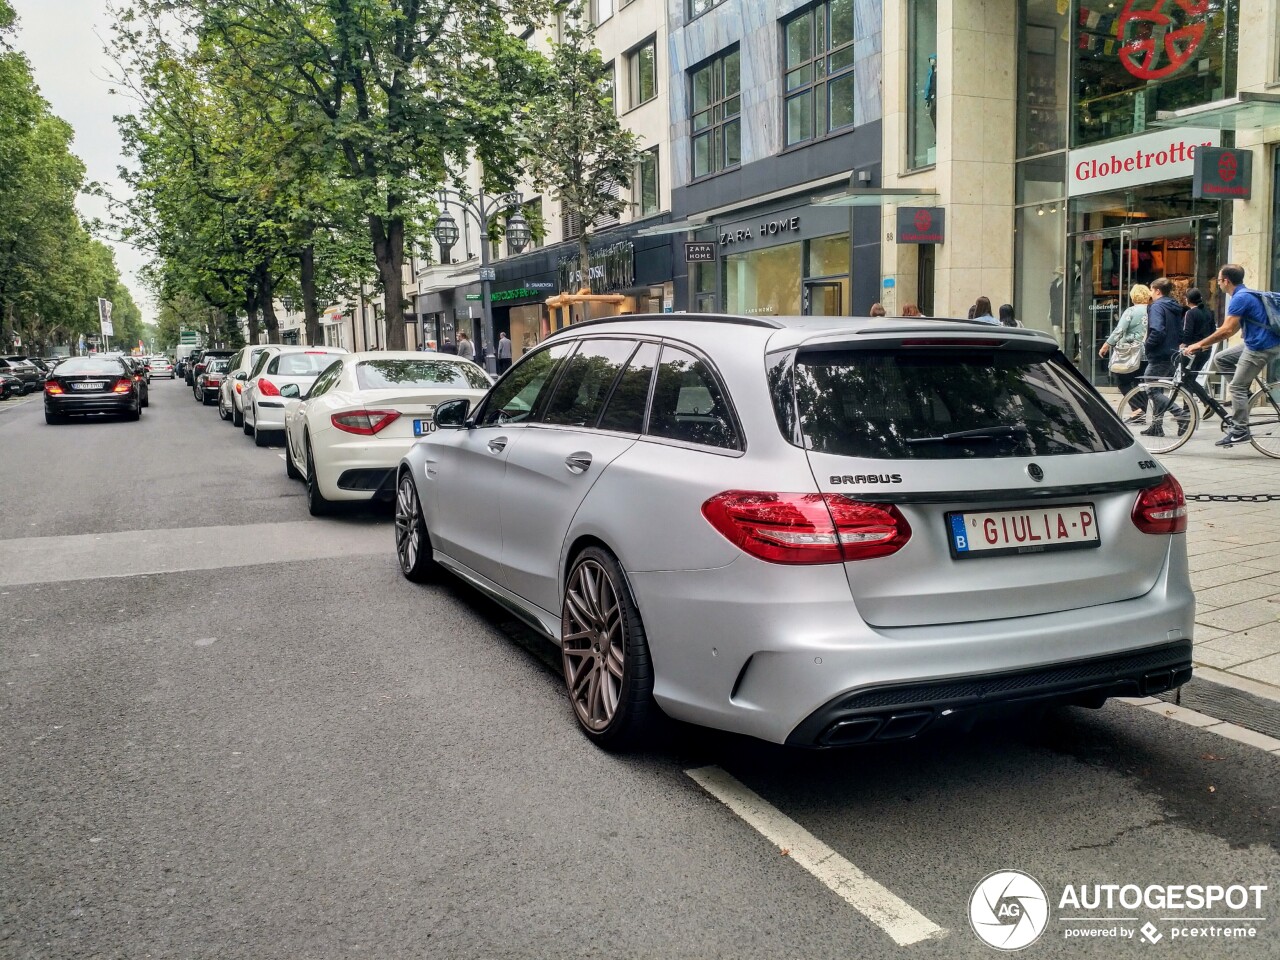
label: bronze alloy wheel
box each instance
[394,472,436,582]
[560,548,655,749]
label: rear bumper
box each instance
[45,394,135,415]
[253,401,286,430]
[316,436,419,501]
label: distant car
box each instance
[241,345,348,447]
[43,355,143,423]
[121,358,151,407]
[188,349,235,388]
[282,351,492,515]
[0,357,41,393]
[149,356,175,379]
[195,357,229,404]
[216,345,271,427]
[0,372,21,400]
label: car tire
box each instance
[141,390,149,408]
[232,402,244,427]
[253,423,271,447]
[242,409,253,435]
[125,403,141,422]
[394,471,439,583]
[44,409,64,425]
[560,546,658,751]
[285,441,303,480]
[218,394,230,421]
[305,437,333,517]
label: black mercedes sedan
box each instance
[43,356,143,424]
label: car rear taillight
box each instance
[44,381,63,395]
[701,491,912,564]
[257,378,281,397]
[331,410,402,436]
[1131,475,1187,535]
[112,379,132,394]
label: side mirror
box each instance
[434,398,470,430]
[279,383,302,399]
[235,371,248,381]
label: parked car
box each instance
[188,348,235,388]
[149,356,176,379]
[0,371,21,400]
[43,355,143,423]
[120,357,151,407]
[282,351,491,515]
[241,345,348,447]
[195,357,229,404]
[0,357,41,393]
[216,345,271,427]
[21,357,53,380]
[392,314,1195,750]
[181,349,203,385]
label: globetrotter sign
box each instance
[1067,128,1219,197]
[1193,147,1253,201]
[1117,0,1211,82]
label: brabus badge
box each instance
[1027,463,1044,482]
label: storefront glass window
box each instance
[1272,150,1280,292]
[907,0,937,169]
[1072,0,1237,147]
[1018,0,1068,157]
[808,234,849,277]
[1015,205,1066,337]
[725,243,802,316]
[693,262,716,313]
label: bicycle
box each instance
[1113,353,1280,458]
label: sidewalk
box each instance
[1100,386,1280,706]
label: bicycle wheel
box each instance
[1247,382,1280,459]
[1117,382,1198,454]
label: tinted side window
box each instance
[309,362,343,397]
[249,351,273,378]
[647,346,741,450]
[540,339,635,428]
[478,342,575,427]
[599,342,658,433]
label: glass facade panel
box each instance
[1015,204,1066,338]
[1072,0,1237,147]
[808,234,850,278]
[725,243,803,316]
[689,48,741,179]
[1018,0,1069,157]
[907,0,937,169]
[1273,151,1280,292]
[635,147,659,217]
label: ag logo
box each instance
[914,209,933,232]
[1117,0,1210,82]
[969,870,1049,950]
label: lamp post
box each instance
[433,189,531,374]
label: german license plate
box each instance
[947,504,1100,559]
[72,381,105,391]
[413,419,432,436]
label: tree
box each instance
[528,1,641,292]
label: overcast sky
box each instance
[14,0,155,323]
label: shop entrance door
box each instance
[803,280,844,316]
[1068,216,1218,385]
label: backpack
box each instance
[1243,291,1280,338]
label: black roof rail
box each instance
[550,312,785,333]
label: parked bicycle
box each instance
[1114,353,1280,458]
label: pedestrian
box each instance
[1182,263,1280,447]
[1099,283,1151,422]
[1179,288,1215,374]
[496,331,512,373]
[869,303,887,317]
[970,297,999,325]
[998,303,1020,327]
[439,338,458,355]
[456,331,476,363]
[901,303,923,317]
[1139,277,1188,438]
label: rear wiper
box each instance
[906,425,1028,445]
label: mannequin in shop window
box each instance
[924,55,938,128]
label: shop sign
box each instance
[1193,147,1252,201]
[557,241,635,294]
[719,216,801,246]
[1117,0,1209,82]
[685,242,717,262]
[463,287,545,303]
[896,207,945,244]
[1067,128,1219,197]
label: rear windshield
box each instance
[355,359,490,391]
[273,353,338,376]
[776,346,1132,459]
[54,358,124,375]
[206,359,229,372]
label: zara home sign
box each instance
[719,216,801,246]
[1067,128,1220,197]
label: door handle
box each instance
[565,452,593,474]
[487,436,508,454]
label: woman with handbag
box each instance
[1099,284,1151,423]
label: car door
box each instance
[426,340,575,584]
[292,360,344,464]
[499,338,647,614]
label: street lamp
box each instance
[432,189,529,374]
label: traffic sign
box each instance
[478,267,496,282]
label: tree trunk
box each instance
[244,286,261,346]
[300,242,323,347]
[258,262,280,343]
[369,212,407,350]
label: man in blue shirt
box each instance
[1182,263,1280,446]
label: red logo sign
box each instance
[914,210,932,232]
[1117,0,1209,82]
[1217,152,1237,182]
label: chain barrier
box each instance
[1185,494,1280,503]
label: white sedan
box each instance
[282,351,491,515]
[241,345,349,446]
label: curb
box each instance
[1157,670,1280,742]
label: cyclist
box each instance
[1182,264,1280,447]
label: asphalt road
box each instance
[2,382,1279,960]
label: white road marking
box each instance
[278,454,285,460]
[686,765,946,946]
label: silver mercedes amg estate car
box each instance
[394,314,1194,750]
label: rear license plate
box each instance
[72,382,105,391]
[947,504,1100,559]
[413,419,433,436]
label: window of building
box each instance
[782,0,856,147]
[690,48,741,179]
[592,0,613,25]
[635,147,660,217]
[627,36,657,109]
[907,0,937,169]
[601,60,615,113]
[1014,153,1066,339]
[689,0,728,19]
[1017,0,1068,158]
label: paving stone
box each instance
[1193,646,1256,669]
[1195,579,1280,609]
[1191,566,1253,590]
[1199,633,1280,664]
[1192,625,1228,643]
[1242,653,1280,687]
[1208,722,1280,752]
[1240,553,1280,572]
[1197,598,1280,632]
